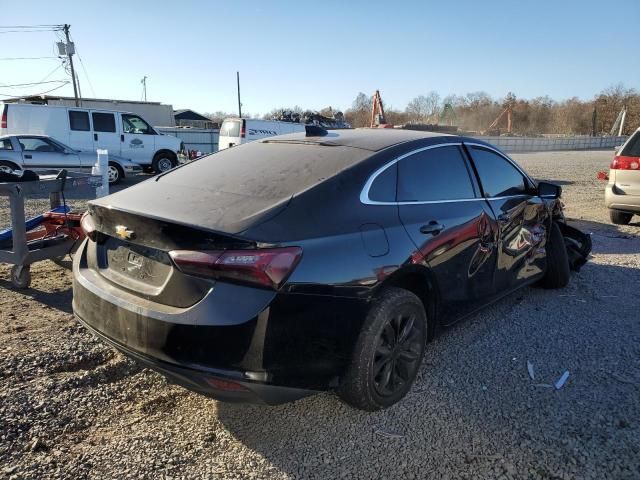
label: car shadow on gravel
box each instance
[213,261,640,478]
[567,217,640,254]
[0,278,73,314]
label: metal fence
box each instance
[156,127,219,153]
[476,135,628,153]
[156,127,627,155]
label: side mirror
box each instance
[537,181,562,198]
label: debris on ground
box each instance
[527,360,535,380]
[554,371,571,390]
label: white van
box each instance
[218,118,306,150]
[1,103,183,173]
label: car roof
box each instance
[261,128,453,152]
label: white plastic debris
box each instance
[527,360,535,380]
[554,371,570,390]
[374,429,404,439]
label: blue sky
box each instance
[1,0,638,115]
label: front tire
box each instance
[152,152,177,174]
[339,288,427,411]
[541,222,570,289]
[610,209,633,225]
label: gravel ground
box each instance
[0,151,639,479]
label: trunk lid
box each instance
[86,204,255,307]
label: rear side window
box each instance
[621,131,640,157]
[368,163,397,202]
[470,147,527,197]
[220,120,241,137]
[397,145,476,202]
[92,112,116,133]
[69,111,90,131]
[0,139,13,150]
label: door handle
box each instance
[24,154,32,159]
[420,221,444,235]
[94,133,98,141]
[121,134,124,142]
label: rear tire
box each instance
[152,152,176,174]
[0,161,20,175]
[107,162,124,185]
[610,209,633,225]
[541,222,570,289]
[339,287,427,411]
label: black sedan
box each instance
[72,128,590,410]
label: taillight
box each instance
[240,120,246,138]
[1,105,7,129]
[169,247,302,289]
[80,211,98,241]
[611,156,640,170]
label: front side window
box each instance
[122,114,153,134]
[19,137,61,153]
[470,147,527,197]
[92,112,116,133]
[397,145,476,202]
[69,110,90,131]
[0,138,13,150]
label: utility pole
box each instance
[237,71,242,118]
[141,76,147,102]
[62,24,80,107]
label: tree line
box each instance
[204,83,639,136]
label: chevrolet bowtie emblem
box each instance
[115,225,134,240]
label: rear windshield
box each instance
[160,140,369,200]
[621,131,640,157]
[220,119,241,137]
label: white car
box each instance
[218,118,305,150]
[1,103,183,173]
[0,134,141,184]
[605,128,640,225]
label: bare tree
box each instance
[345,92,372,127]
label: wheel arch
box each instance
[153,149,177,161]
[374,264,440,340]
[0,159,21,170]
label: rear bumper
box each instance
[72,239,369,402]
[75,311,314,405]
[605,185,640,213]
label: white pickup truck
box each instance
[1,103,183,173]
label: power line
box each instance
[0,82,70,98]
[0,29,62,34]
[69,35,96,99]
[0,24,64,29]
[0,56,58,61]
[38,63,64,83]
[0,80,68,88]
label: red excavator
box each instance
[370,90,394,128]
